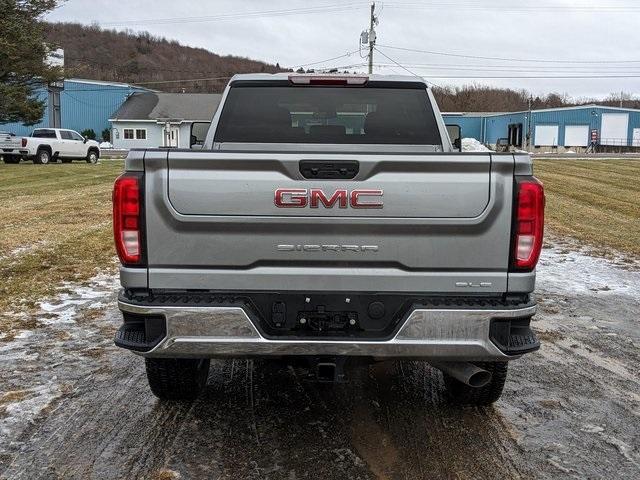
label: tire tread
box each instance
[145,358,210,401]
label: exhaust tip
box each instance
[431,361,493,388]
[468,370,492,388]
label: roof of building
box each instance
[444,104,640,118]
[443,112,508,117]
[110,92,222,122]
[66,78,147,89]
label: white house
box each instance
[109,92,222,149]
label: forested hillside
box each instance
[433,85,640,112]
[44,22,286,93]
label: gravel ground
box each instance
[0,243,638,480]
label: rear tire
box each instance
[86,149,99,164]
[145,358,210,401]
[34,149,51,165]
[2,156,20,164]
[443,362,508,406]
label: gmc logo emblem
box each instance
[274,188,383,209]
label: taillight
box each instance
[21,138,27,147]
[113,172,143,266]
[512,177,545,271]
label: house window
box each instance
[124,129,134,139]
[135,129,147,140]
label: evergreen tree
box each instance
[0,1,62,125]
[81,128,96,140]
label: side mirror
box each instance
[446,124,462,152]
[83,137,88,143]
[190,135,203,150]
[190,122,210,149]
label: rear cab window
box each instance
[214,80,442,147]
[32,129,57,139]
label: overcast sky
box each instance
[47,0,640,99]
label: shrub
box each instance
[81,129,97,140]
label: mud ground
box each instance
[0,244,638,480]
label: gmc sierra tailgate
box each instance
[143,150,515,293]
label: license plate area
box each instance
[296,308,359,334]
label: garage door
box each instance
[600,113,629,146]
[535,125,559,146]
[564,125,589,147]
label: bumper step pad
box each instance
[114,314,166,352]
[489,318,540,354]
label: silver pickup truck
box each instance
[113,73,544,404]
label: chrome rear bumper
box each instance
[118,300,537,361]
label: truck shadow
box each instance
[149,359,525,480]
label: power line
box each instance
[376,43,640,64]
[378,73,640,79]
[372,46,443,88]
[98,3,370,27]
[382,1,640,13]
[64,55,262,76]
[368,63,640,74]
[92,1,640,28]
[295,49,362,68]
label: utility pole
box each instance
[368,2,377,74]
[527,95,533,152]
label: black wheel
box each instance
[2,156,20,164]
[443,362,508,406]
[145,358,210,401]
[61,158,73,163]
[34,149,51,165]
[86,149,99,164]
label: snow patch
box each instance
[461,138,492,152]
[537,245,640,296]
[1,383,62,437]
[0,272,119,442]
[0,241,49,261]
[36,273,119,326]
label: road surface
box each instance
[1,243,638,479]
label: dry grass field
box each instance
[0,158,638,335]
[0,161,124,331]
[534,159,640,257]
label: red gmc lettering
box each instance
[274,188,307,208]
[350,189,384,209]
[275,188,383,208]
[309,189,348,208]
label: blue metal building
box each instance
[444,105,640,151]
[1,79,148,138]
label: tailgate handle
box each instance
[299,160,359,179]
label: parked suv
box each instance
[113,74,544,405]
[2,128,101,164]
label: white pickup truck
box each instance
[0,128,101,164]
